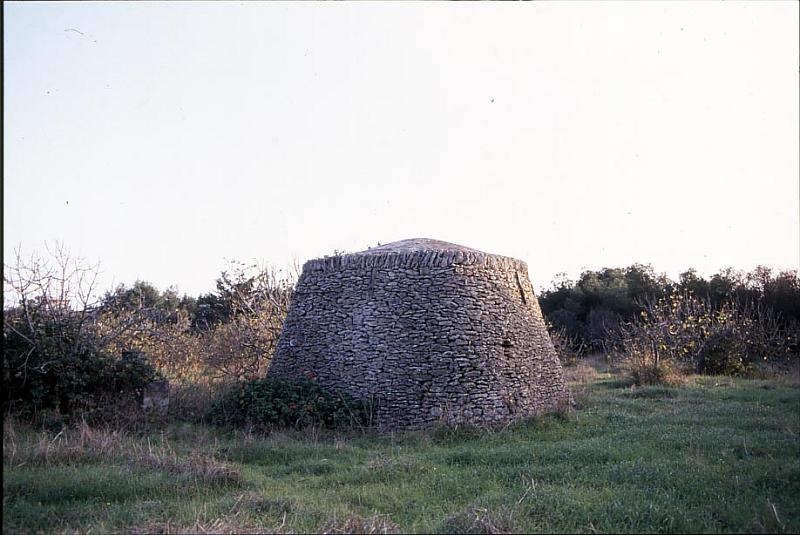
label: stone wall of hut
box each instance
[268,250,570,429]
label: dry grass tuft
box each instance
[366,454,392,470]
[617,352,686,387]
[231,492,295,516]
[128,493,294,535]
[131,517,265,535]
[3,416,20,464]
[563,364,602,385]
[320,512,400,534]
[132,442,242,488]
[3,416,241,488]
[562,354,614,383]
[3,418,128,466]
[441,506,519,534]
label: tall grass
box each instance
[3,417,241,488]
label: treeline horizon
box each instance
[538,264,799,353]
[4,246,798,352]
[4,244,798,419]
[57,261,800,348]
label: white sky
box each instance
[4,1,799,297]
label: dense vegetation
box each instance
[3,245,798,424]
[3,248,295,423]
[539,264,800,355]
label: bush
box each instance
[618,346,684,386]
[3,319,161,419]
[697,331,750,376]
[609,291,798,384]
[3,244,163,421]
[206,377,371,430]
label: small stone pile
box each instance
[268,238,569,429]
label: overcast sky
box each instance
[4,1,799,298]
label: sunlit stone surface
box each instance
[268,238,570,430]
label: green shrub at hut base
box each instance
[206,377,371,430]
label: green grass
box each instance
[4,372,799,533]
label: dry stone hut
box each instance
[268,238,570,429]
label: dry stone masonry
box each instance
[268,238,570,429]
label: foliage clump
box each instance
[4,244,297,423]
[609,291,798,385]
[96,260,295,391]
[540,265,800,356]
[206,377,371,430]
[3,245,161,421]
[3,326,160,419]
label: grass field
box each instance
[3,365,799,534]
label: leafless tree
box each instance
[4,243,104,361]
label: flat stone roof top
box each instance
[304,238,527,272]
[355,238,484,256]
